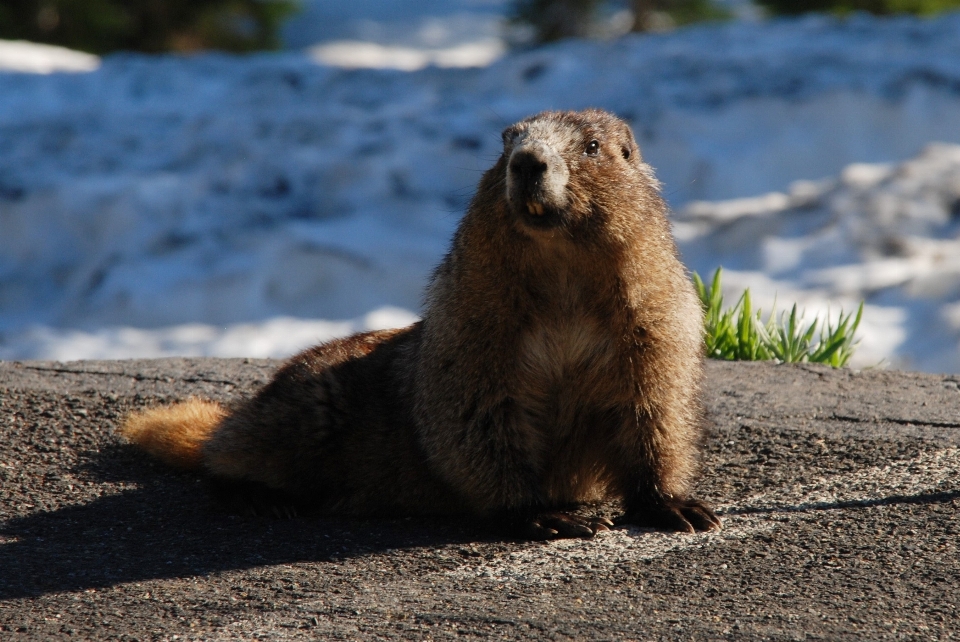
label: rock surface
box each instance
[1,358,958,640]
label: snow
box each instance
[4,307,419,361]
[1,12,960,371]
[281,0,510,52]
[307,39,506,70]
[675,142,960,372]
[291,0,509,70]
[0,40,100,74]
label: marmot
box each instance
[121,109,720,539]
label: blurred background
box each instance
[1,0,960,371]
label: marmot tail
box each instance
[119,398,226,470]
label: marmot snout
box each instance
[507,135,571,224]
[121,108,721,540]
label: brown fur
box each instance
[120,109,720,538]
[120,398,226,469]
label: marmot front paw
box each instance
[621,498,721,533]
[502,510,614,540]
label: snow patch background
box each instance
[2,10,960,371]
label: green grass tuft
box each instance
[692,268,863,367]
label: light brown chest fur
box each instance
[508,266,628,503]
[516,312,620,420]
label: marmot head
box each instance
[498,109,659,234]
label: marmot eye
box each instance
[585,140,600,156]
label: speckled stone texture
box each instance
[1,359,958,640]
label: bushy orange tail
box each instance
[119,398,227,469]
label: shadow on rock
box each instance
[0,445,479,599]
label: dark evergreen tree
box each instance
[756,0,960,16]
[0,0,298,54]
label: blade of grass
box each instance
[692,268,863,368]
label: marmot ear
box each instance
[619,122,639,162]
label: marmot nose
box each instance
[509,150,548,185]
